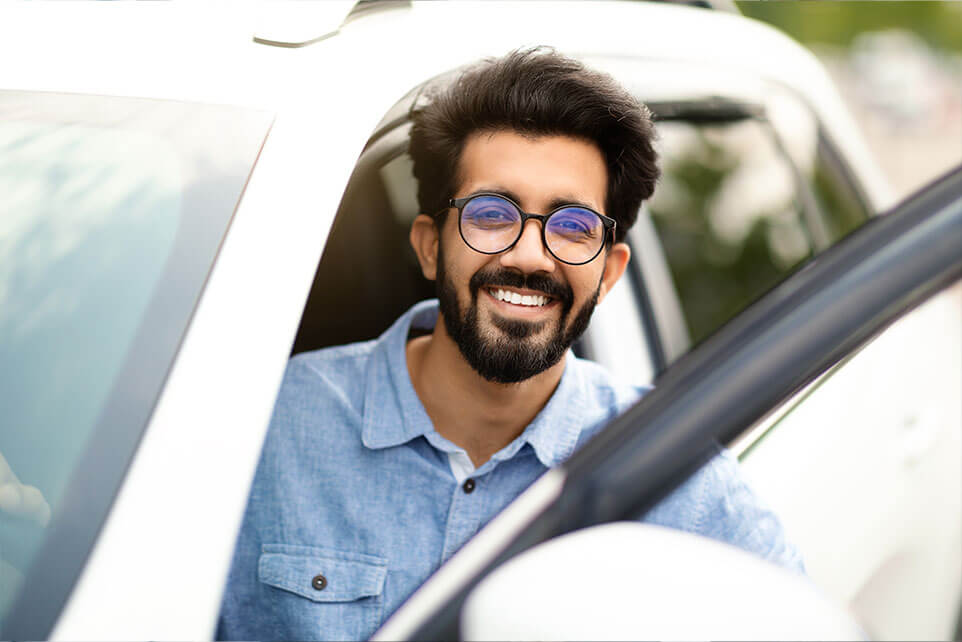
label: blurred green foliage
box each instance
[735,1,962,53]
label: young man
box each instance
[217,49,801,641]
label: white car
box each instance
[0,1,958,640]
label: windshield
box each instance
[0,91,271,635]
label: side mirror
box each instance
[461,523,864,641]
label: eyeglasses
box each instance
[448,192,616,266]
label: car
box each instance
[0,1,957,639]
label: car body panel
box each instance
[740,281,962,640]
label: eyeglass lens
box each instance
[459,195,605,264]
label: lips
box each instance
[469,267,573,312]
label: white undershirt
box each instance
[447,450,476,485]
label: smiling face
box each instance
[411,129,631,383]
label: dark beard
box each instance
[435,240,601,384]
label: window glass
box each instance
[0,92,271,633]
[649,114,871,347]
[649,118,815,344]
[810,140,871,243]
[0,120,180,531]
[764,91,870,247]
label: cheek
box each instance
[442,243,487,296]
[566,268,604,303]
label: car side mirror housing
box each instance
[461,523,865,641]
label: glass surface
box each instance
[459,194,606,264]
[544,207,605,263]
[460,195,522,252]
[809,142,871,243]
[648,117,869,346]
[0,91,271,634]
[0,118,181,618]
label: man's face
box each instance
[432,130,621,383]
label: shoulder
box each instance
[569,355,651,410]
[263,340,378,453]
[287,339,379,381]
[281,341,376,405]
[568,355,652,443]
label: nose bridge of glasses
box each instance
[517,213,550,245]
[503,214,554,265]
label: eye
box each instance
[475,207,514,222]
[556,218,590,233]
[548,209,599,241]
[462,196,519,228]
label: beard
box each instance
[435,240,602,384]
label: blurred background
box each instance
[735,0,962,200]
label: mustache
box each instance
[469,267,574,308]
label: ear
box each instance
[410,214,440,281]
[596,242,631,304]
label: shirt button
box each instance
[462,478,476,494]
[311,574,327,591]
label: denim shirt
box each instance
[217,300,803,641]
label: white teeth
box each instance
[491,289,548,307]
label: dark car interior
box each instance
[290,79,447,356]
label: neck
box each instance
[406,312,565,468]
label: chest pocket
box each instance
[258,544,388,641]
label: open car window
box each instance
[292,77,875,389]
[372,164,962,641]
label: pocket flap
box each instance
[258,544,387,603]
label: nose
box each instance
[499,219,556,274]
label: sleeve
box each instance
[639,444,806,574]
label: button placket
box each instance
[440,475,485,562]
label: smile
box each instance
[486,287,552,308]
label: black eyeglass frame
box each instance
[447,192,617,266]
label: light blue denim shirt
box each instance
[217,300,803,641]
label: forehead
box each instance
[456,130,607,212]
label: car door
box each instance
[735,280,962,640]
[371,164,962,640]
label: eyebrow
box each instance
[475,186,601,213]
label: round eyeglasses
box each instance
[449,193,616,266]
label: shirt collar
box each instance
[361,299,590,468]
[361,300,439,450]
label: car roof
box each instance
[0,1,845,107]
[1,1,892,209]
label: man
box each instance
[217,48,801,641]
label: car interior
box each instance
[289,58,871,389]
[291,77,445,356]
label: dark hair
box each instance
[408,47,659,243]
